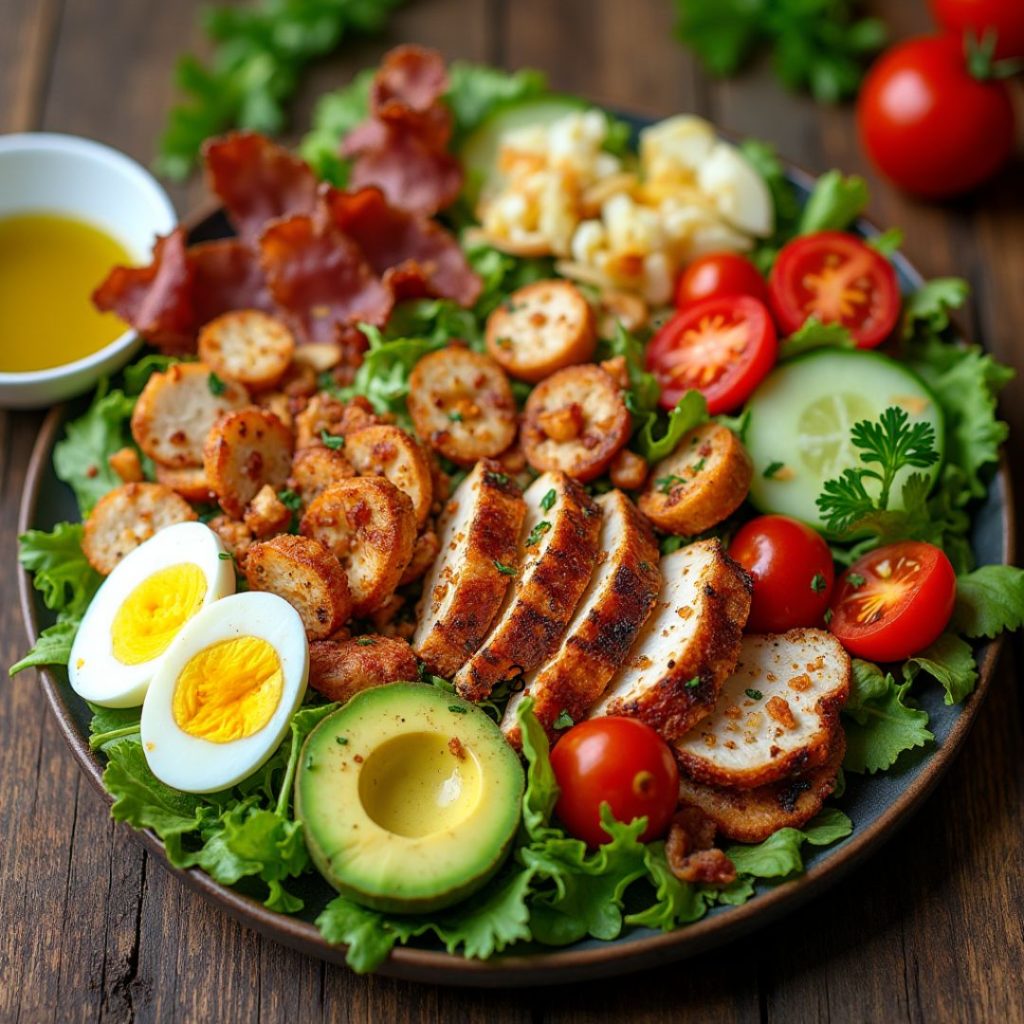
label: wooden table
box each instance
[2,1,1022,1020]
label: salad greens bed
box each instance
[14,64,1024,971]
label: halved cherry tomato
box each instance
[674,252,769,310]
[828,541,956,662]
[728,515,834,633]
[551,717,679,848]
[646,295,777,414]
[768,232,900,348]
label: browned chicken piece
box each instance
[203,407,294,519]
[502,489,661,747]
[344,424,434,527]
[639,422,752,536]
[399,529,440,586]
[413,461,525,679]
[244,534,352,639]
[308,635,419,704]
[521,364,632,483]
[454,471,601,703]
[300,476,416,617]
[589,539,752,740]
[676,730,846,843]
[674,630,851,789]
[131,362,248,468]
[197,309,295,392]
[155,464,217,504]
[82,483,197,575]
[288,444,356,508]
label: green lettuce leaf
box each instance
[8,621,80,676]
[797,170,869,234]
[866,227,904,257]
[300,67,374,183]
[53,387,137,514]
[88,703,142,750]
[779,317,855,360]
[631,391,708,463]
[725,808,853,877]
[952,564,1024,639]
[903,633,978,705]
[445,63,548,140]
[842,660,933,773]
[624,841,710,930]
[903,277,970,337]
[18,522,100,617]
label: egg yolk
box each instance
[111,564,208,665]
[172,637,283,743]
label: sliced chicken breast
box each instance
[454,471,601,702]
[502,489,661,746]
[412,461,525,679]
[674,629,850,789]
[676,729,845,843]
[589,539,751,740]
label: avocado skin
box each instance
[296,683,524,914]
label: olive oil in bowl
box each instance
[0,211,132,373]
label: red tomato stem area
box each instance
[647,295,777,414]
[768,232,900,348]
[828,541,956,663]
[550,717,679,847]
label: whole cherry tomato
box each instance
[768,232,900,348]
[828,541,956,662]
[930,0,1024,59]
[857,34,1015,198]
[646,295,777,414]
[728,515,835,633]
[550,717,679,847]
[674,252,769,310]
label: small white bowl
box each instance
[0,133,177,409]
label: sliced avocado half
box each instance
[296,683,524,914]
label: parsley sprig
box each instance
[816,406,939,536]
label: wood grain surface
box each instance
[1,1,1022,1021]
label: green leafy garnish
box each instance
[903,633,978,706]
[763,461,785,479]
[320,430,345,450]
[842,660,933,773]
[540,488,557,512]
[866,227,904,257]
[745,688,763,700]
[724,808,853,876]
[952,565,1024,639]
[631,390,708,463]
[207,371,227,396]
[526,521,552,547]
[810,573,827,593]
[554,710,574,730]
[797,169,870,234]
[494,560,517,576]
[779,317,855,361]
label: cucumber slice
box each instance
[459,96,589,205]
[745,349,944,530]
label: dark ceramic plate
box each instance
[17,121,1015,986]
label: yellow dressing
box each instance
[0,212,132,372]
[111,563,207,665]
[172,637,283,743]
[358,732,483,838]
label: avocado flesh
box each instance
[296,683,524,914]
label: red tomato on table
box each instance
[828,541,956,662]
[674,252,769,309]
[856,35,1015,198]
[728,515,835,633]
[550,717,679,847]
[646,295,776,414]
[768,231,900,348]
[930,0,1024,59]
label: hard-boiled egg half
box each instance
[69,522,235,708]
[140,592,308,793]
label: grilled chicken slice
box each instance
[412,461,526,679]
[674,629,850,789]
[502,489,661,746]
[454,471,601,702]
[589,539,751,740]
[676,729,846,843]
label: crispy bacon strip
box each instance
[203,132,319,244]
[259,214,393,345]
[189,238,274,326]
[92,228,196,353]
[321,186,481,306]
[664,807,737,886]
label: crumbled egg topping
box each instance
[476,113,773,306]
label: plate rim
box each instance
[16,169,1018,989]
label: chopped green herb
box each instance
[745,688,763,701]
[494,560,516,576]
[554,709,574,730]
[448,705,468,715]
[540,488,557,512]
[218,552,232,561]
[763,460,785,479]
[526,521,552,547]
[486,471,511,487]
[207,372,227,396]
[656,474,687,494]
[824,607,833,625]
[689,458,707,474]
[810,573,828,593]
[448,410,464,422]
[321,430,345,450]
[847,573,866,589]
[277,489,302,512]
[685,677,701,689]
[356,637,376,647]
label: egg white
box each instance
[69,522,235,708]
[140,592,309,793]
